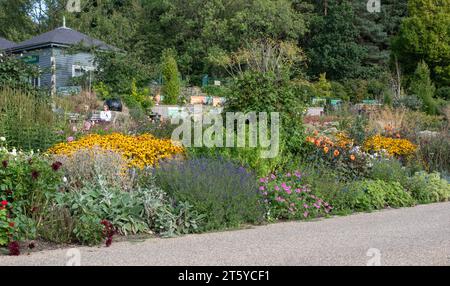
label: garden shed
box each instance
[5,22,117,94]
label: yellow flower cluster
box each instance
[48,133,184,169]
[364,135,417,157]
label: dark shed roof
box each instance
[0,37,16,50]
[9,27,117,52]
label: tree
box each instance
[94,50,154,99]
[0,54,40,91]
[305,1,369,80]
[138,0,307,81]
[212,39,305,79]
[409,61,437,115]
[161,49,180,105]
[0,0,36,41]
[314,73,332,98]
[392,0,450,87]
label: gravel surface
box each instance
[1,202,449,266]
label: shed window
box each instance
[72,65,95,77]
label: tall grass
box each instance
[0,87,65,151]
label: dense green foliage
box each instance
[161,49,180,104]
[1,0,448,103]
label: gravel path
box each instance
[1,202,450,266]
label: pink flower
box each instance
[259,178,267,183]
[274,186,280,191]
[281,182,287,188]
[67,137,75,143]
[259,186,265,191]
[294,171,302,178]
[295,188,301,193]
[270,174,276,180]
[263,192,268,196]
[303,211,309,218]
[303,204,309,209]
[286,189,292,195]
[290,203,295,207]
[286,172,291,177]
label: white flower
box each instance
[0,137,5,142]
[11,148,17,156]
[63,177,68,183]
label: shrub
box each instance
[48,175,203,244]
[0,149,63,220]
[369,159,410,186]
[141,188,204,237]
[0,206,13,246]
[48,133,185,169]
[405,172,450,204]
[417,132,450,174]
[401,111,445,137]
[298,164,352,215]
[53,181,150,237]
[161,49,181,104]
[72,215,104,246]
[343,180,414,211]
[0,148,63,246]
[38,205,74,244]
[304,134,370,180]
[409,61,438,115]
[54,147,136,192]
[154,157,264,231]
[259,171,332,221]
[224,71,306,154]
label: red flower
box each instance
[8,241,20,256]
[51,161,63,171]
[31,170,40,180]
[1,200,8,206]
[9,222,15,228]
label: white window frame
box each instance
[72,65,95,78]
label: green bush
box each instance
[409,61,438,115]
[299,165,351,214]
[154,157,264,231]
[369,159,410,186]
[49,174,204,244]
[417,132,450,174]
[342,180,414,212]
[54,181,150,237]
[161,49,181,104]
[73,215,104,246]
[0,149,63,246]
[224,71,306,155]
[405,172,450,204]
